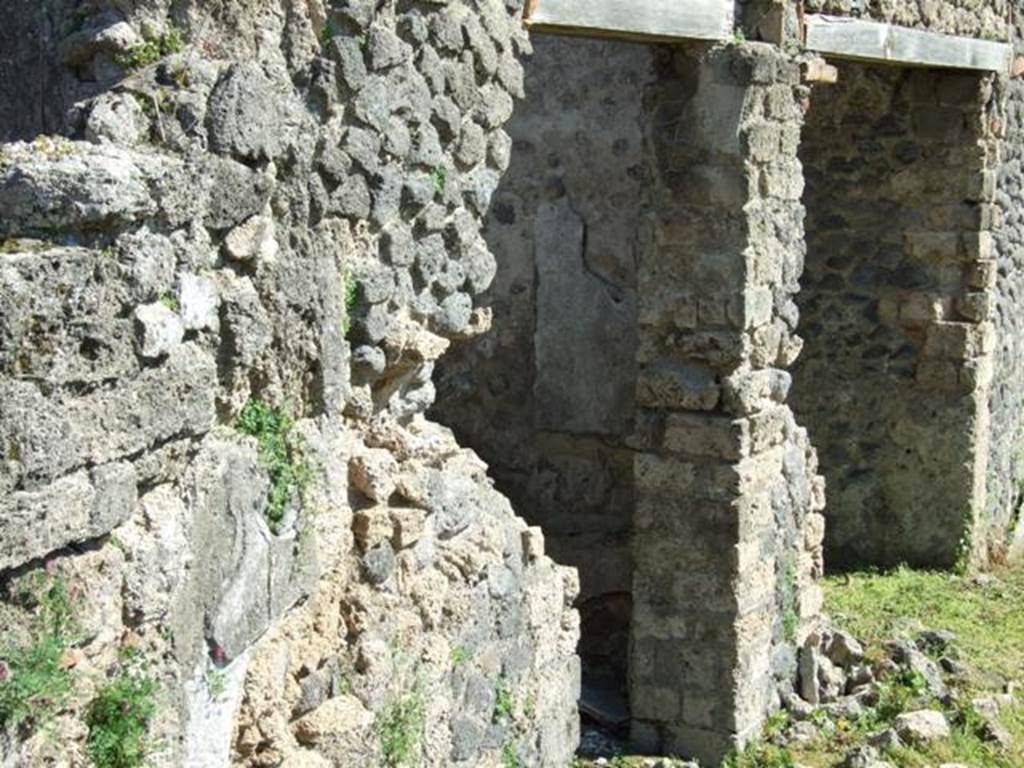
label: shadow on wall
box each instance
[793,62,996,571]
[432,34,659,719]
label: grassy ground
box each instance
[784,565,1024,768]
[574,564,1024,768]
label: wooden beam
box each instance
[804,14,1013,73]
[524,0,732,43]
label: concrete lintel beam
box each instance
[804,14,1013,73]
[524,0,732,43]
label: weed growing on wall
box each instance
[236,399,311,533]
[85,651,158,768]
[493,676,514,723]
[376,692,424,767]
[430,167,447,195]
[0,570,77,733]
[341,272,359,338]
[115,27,183,71]
[450,646,470,668]
[502,741,523,768]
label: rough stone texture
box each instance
[792,62,999,569]
[989,29,1024,563]
[628,43,825,764]
[0,2,579,767]
[433,35,653,698]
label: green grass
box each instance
[235,398,311,533]
[0,571,77,733]
[574,565,1024,768]
[787,565,1024,768]
[85,662,158,768]
[376,693,425,767]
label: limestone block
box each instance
[0,462,137,571]
[349,449,399,503]
[922,321,994,359]
[0,142,187,235]
[352,507,394,550]
[389,507,426,549]
[397,466,495,540]
[905,231,961,263]
[662,413,746,460]
[293,695,373,746]
[637,361,720,411]
[224,215,279,263]
[134,302,184,359]
[85,93,148,146]
[179,273,220,331]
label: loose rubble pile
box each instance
[774,627,1018,767]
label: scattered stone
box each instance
[827,630,865,668]
[867,728,902,751]
[893,710,950,743]
[917,629,957,653]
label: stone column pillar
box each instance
[629,44,824,763]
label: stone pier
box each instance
[628,45,825,762]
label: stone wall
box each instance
[990,32,1024,562]
[0,1,580,766]
[793,62,1000,569]
[433,34,655,698]
[628,43,825,763]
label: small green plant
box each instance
[116,27,184,72]
[85,661,158,768]
[235,399,311,533]
[431,166,447,195]
[341,272,359,337]
[493,676,514,723]
[450,646,470,668]
[0,570,77,733]
[501,741,522,768]
[158,293,179,312]
[319,21,337,48]
[357,33,369,49]
[872,669,930,725]
[376,693,424,767]
[205,666,227,699]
